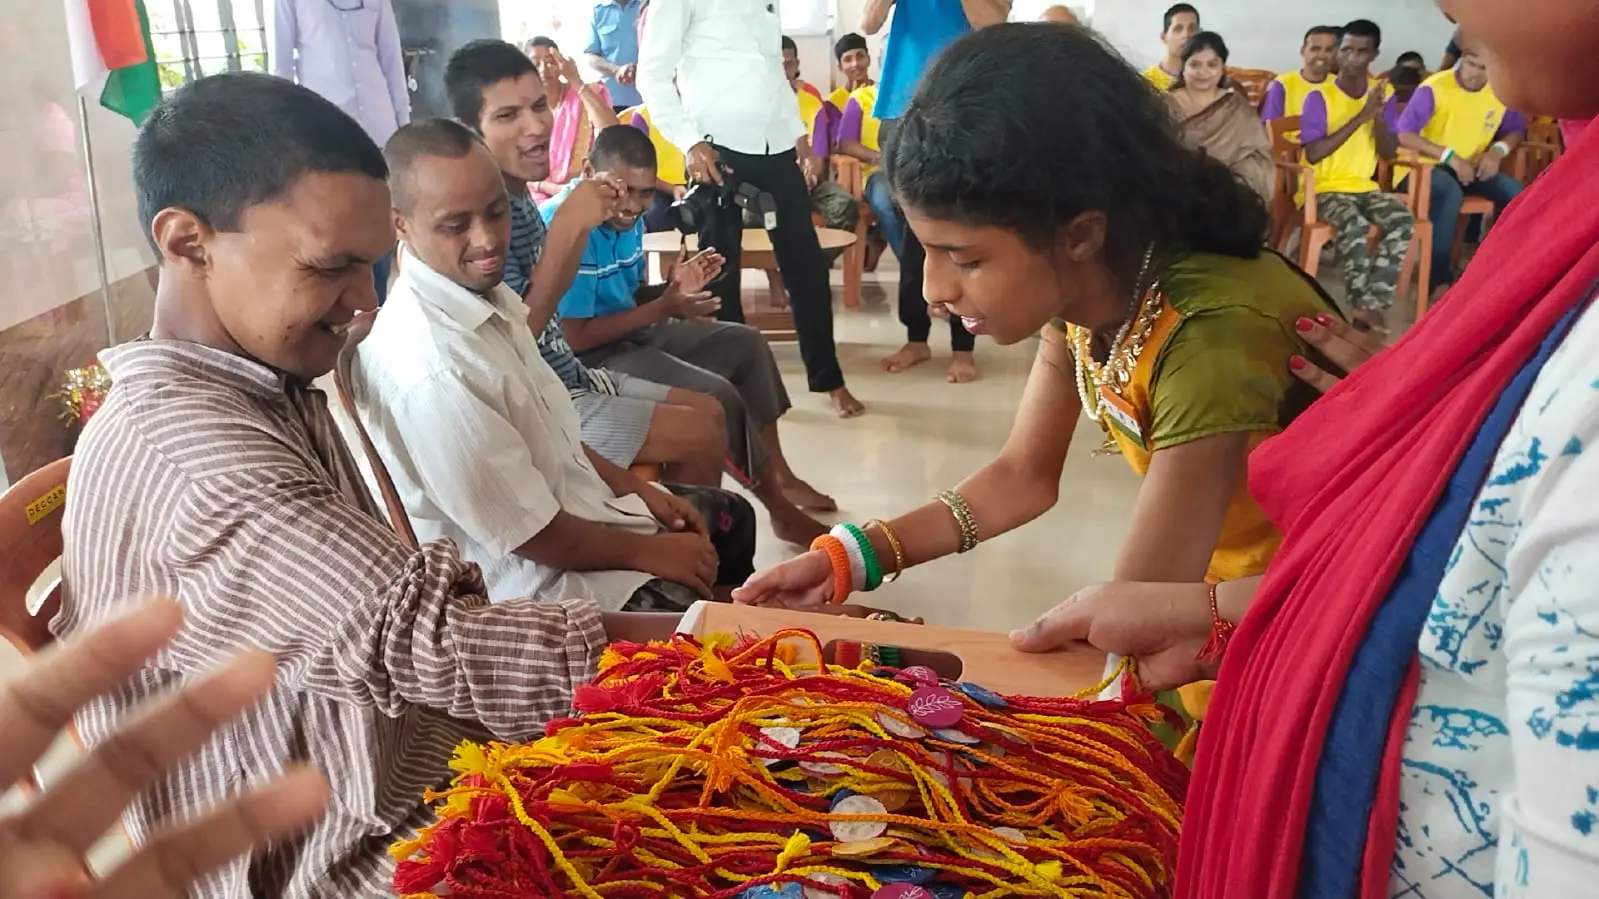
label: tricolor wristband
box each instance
[1440,148,1457,164]
[830,525,868,593]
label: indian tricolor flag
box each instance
[65,0,162,125]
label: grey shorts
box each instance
[570,373,672,467]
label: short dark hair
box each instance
[1388,66,1423,89]
[781,34,797,53]
[1395,50,1425,67]
[383,118,484,213]
[1303,25,1341,44]
[1162,3,1199,33]
[525,35,557,53]
[590,124,657,171]
[1342,19,1382,49]
[1171,31,1229,90]
[134,72,385,253]
[888,24,1267,272]
[834,32,868,61]
[446,39,538,129]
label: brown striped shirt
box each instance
[58,340,607,897]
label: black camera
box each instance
[665,166,777,237]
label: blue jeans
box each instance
[864,171,904,260]
[1428,169,1521,287]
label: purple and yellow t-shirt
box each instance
[1300,81,1401,195]
[835,84,882,179]
[796,87,832,159]
[1396,68,1526,161]
[1261,70,1331,122]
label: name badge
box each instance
[1096,384,1144,446]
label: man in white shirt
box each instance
[636,0,865,418]
[349,117,758,610]
[271,0,411,303]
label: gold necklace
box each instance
[1073,247,1162,424]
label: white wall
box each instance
[1091,0,1454,74]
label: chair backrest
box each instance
[1227,68,1277,109]
[1268,116,1313,240]
[0,457,71,651]
[332,316,420,550]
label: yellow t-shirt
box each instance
[1268,69,1332,120]
[1413,69,1512,160]
[1302,81,1394,195]
[839,84,882,179]
[1144,64,1177,92]
[827,86,850,112]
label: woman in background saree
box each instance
[1014,0,1599,894]
[1166,32,1273,204]
[525,38,620,203]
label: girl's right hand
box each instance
[730,550,834,611]
[1291,313,1388,394]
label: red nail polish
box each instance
[1289,356,1307,371]
[1295,317,1314,333]
[1315,314,1334,326]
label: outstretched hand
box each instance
[1009,582,1215,692]
[669,248,725,296]
[731,551,834,612]
[0,599,328,899]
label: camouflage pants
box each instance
[1319,191,1414,311]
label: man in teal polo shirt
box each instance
[864,0,1009,384]
[540,125,834,546]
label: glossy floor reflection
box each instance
[746,269,1141,634]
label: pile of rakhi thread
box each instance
[392,629,1188,898]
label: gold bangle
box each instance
[864,518,906,583]
[935,489,980,554]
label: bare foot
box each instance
[768,503,828,546]
[781,478,838,512]
[880,342,932,374]
[831,387,865,419]
[946,351,978,384]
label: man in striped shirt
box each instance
[58,72,683,897]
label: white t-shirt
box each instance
[349,251,657,609]
[1393,299,1599,895]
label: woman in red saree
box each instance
[524,38,620,203]
[1013,1,1599,895]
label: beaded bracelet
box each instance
[839,523,884,591]
[810,534,854,605]
[1195,582,1236,664]
[936,489,981,553]
[865,518,906,583]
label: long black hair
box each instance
[1171,31,1231,90]
[886,23,1268,280]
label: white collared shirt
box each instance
[349,250,657,610]
[636,0,807,156]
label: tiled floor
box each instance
[745,265,1141,635]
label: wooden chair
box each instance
[0,456,70,650]
[1377,154,1437,320]
[1227,68,1276,109]
[1450,195,1497,273]
[830,155,872,309]
[1269,116,1334,274]
[1513,119,1564,183]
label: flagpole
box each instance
[76,94,117,345]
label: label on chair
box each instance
[25,485,65,526]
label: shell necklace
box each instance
[1073,245,1162,424]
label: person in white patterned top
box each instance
[57,72,683,898]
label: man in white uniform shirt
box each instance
[349,118,759,611]
[636,0,864,418]
[271,0,411,303]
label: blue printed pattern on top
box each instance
[1391,300,1599,897]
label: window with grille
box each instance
[146,0,270,92]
